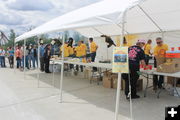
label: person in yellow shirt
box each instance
[123,37,130,47]
[67,37,74,57]
[67,37,75,70]
[60,42,69,57]
[80,41,87,57]
[153,37,169,89]
[75,41,83,57]
[68,46,74,57]
[144,39,152,65]
[89,38,98,71]
[75,41,83,72]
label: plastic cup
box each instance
[149,65,152,70]
[171,47,175,51]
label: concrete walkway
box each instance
[0,68,179,120]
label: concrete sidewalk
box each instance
[0,68,179,120]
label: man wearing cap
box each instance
[153,37,169,89]
[122,39,146,99]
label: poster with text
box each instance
[112,47,129,73]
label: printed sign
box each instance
[112,47,129,73]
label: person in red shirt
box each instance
[16,46,21,68]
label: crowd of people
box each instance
[1,36,169,100]
[0,37,99,74]
[60,37,98,72]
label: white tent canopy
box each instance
[15,0,142,42]
[15,0,180,42]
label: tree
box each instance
[2,29,16,49]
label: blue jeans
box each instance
[21,56,29,68]
[16,57,21,68]
[91,52,97,71]
[33,56,38,68]
[30,55,38,68]
[0,56,2,67]
[0,56,5,67]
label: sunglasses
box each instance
[157,41,162,44]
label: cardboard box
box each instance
[156,57,166,66]
[103,76,112,88]
[103,71,118,88]
[157,58,180,73]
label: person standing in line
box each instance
[1,48,6,68]
[24,46,30,69]
[89,38,98,72]
[44,44,51,73]
[20,46,24,69]
[144,39,152,65]
[33,45,38,68]
[40,43,45,72]
[0,47,3,68]
[15,46,21,69]
[29,45,33,69]
[153,37,169,90]
[7,47,14,68]
[122,39,146,99]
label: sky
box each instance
[0,0,101,36]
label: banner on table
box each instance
[112,47,129,73]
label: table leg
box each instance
[144,74,149,97]
[173,78,180,98]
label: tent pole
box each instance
[23,39,26,80]
[114,12,127,120]
[60,34,65,103]
[37,36,40,88]
[52,43,55,87]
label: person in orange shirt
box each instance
[144,39,152,65]
[15,46,21,69]
[89,38,98,72]
[153,37,169,89]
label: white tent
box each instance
[15,0,180,120]
[15,0,142,42]
[15,0,180,42]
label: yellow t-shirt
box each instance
[75,46,82,57]
[60,44,69,57]
[80,43,87,56]
[68,46,74,55]
[90,42,97,53]
[144,44,152,55]
[154,44,169,57]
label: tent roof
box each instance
[15,0,180,42]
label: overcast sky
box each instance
[0,0,101,35]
